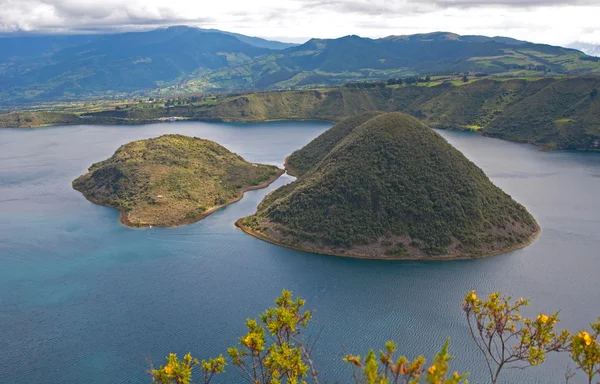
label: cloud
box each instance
[0,0,212,33]
[292,0,597,16]
[432,0,597,7]
[0,0,598,46]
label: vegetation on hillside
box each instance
[151,289,600,384]
[72,134,282,227]
[0,111,83,128]
[286,111,384,176]
[4,77,599,151]
[2,27,600,104]
[240,113,538,258]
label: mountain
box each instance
[382,32,527,46]
[277,33,592,74]
[238,112,539,259]
[200,28,298,50]
[2,27,600,104]
[166,33,600,92]
[568,42,600,57]
[0,34,106,62]
[72,134,283,227]
[0,26,271,96]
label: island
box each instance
[237,112,540,260]
[73,134,283,227]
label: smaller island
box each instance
[238,112,539,260]
[73,134,283,227]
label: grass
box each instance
[72,134,282,227]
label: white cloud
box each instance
[0,0,598,45]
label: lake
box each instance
[1,121,599,384]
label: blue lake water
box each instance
[1,121,599,384]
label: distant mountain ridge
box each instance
[1,26,599,104]
[382,32,527,45]
[569,42,600,57]
[198,28,299,50]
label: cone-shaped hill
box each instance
[286,111,384,177]
[238,112,539,259]
[73,134,283,227]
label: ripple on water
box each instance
[0,123,599,383]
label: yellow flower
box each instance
[244,335,253,347]
[428,365,437,374]
[164,363,175,375]
[537,314,549,324]
[579,331,593,346]
[470,291,477,301]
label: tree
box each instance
[426,75,431,83]
[227,289,319,384]
[462,75,468,83]
[150,353,226,384]
[569,317,600,384]
[344,339,468,384]
[153,290,600,383]
[462,291,569,384]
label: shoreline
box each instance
[3,116,598,153]
[282,156,298,177]
[235,219,541,262]
[74,168,285,229]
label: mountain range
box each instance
[1,26,599,105]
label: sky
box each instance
[1,0,599,46]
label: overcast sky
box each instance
[1,0,599,45]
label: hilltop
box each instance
[73,134,283,227]
[285,111,385,176]
[2,26,600,104]
[238,113,539,259]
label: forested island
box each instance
[72,134,283,227]
[238,112,539,260]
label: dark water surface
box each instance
[1,122,599,384]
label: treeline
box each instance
[344,72,485,88]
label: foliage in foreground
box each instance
[344,339,468,384]
[462,291,569,383]
[150,290,600,384]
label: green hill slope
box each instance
[285,111,384,176]
[73,134,282,227]
[184,33,600,92]
[3,77,600,151]
[239,113,539,259]
[484,77,600,149]
[2,27,600,104]
[0,26,271,103]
